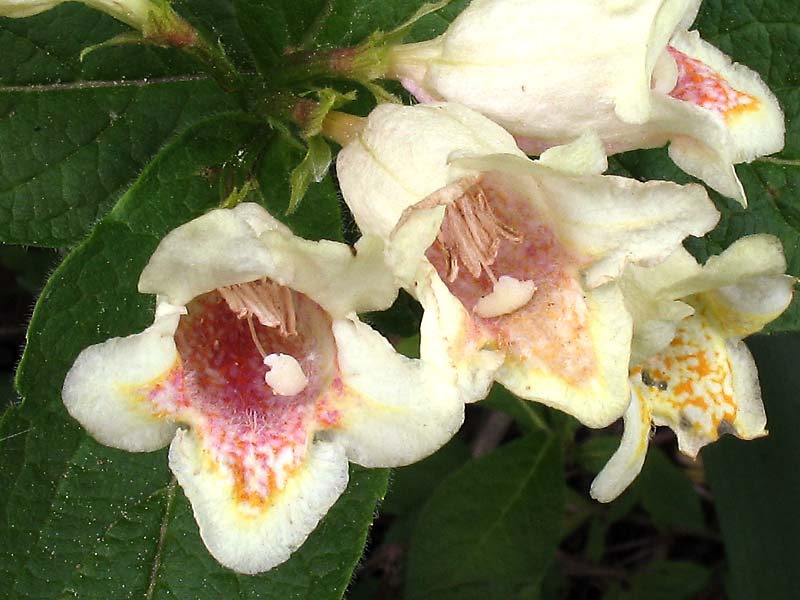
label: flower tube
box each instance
[387,0,784,204]
[337,102,720,427]
[591,234,794,502]
[62,202,463,574]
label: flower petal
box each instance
[670,30,784,165]
[327,317,465,466]
[0,0,62,17]
[451,153,719,288]
[632,311,766,458]
[622,235,792,362]
[705,274,795,338]
[619,248,699,364]
[169,429,348,574]
[395,0,693,143]
[660,234,789,301]
[590,391,652,503]
[258,231,399,317]
[139,205,281,306]
[62,307,181,452]
[496,281,633,428]
[140,202,398,317]
[537,132,608,176]
[336,103,524,238]
[417,263,505,404]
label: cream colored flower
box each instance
[388,0,784,204]
[337,102,720,428]
[591,235,794,502]
[62,203,463,574]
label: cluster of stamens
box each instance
[218,278,298,358]
[434,184,522,283]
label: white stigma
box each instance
[263,354,309,396]
[474,275,537,318]
[651,49,679,94]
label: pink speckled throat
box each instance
[425,175,598,386]
[667,46,760,119]
[145,283,344,510]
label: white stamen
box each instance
[474,275,537,318]
[263,353,308,396]
[435,184,522,283]
[218,278,297,336]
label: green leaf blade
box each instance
[0,80,238,247]
[405,433,564,600]
[704,333,800,600]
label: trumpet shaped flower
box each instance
[388,0,784,204]
[62,203,463,574]
[337,102,720,427]
[591,235,794,502]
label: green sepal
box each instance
[303,88,358,138]
[79,32,145,62]
[288,136,332,214]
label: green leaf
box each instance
[232,0,325,74]
[0,5,198,85]
[230,0,466,76]
[3,115,386,598]
[637,447,705,534]
[382,437,471,518]
[0,80,238,247]
[405,433,564,600]
[605,560,711,600]
[380,437,471,546]
[173,0,257,72]
[257,134,344,241]
[575,436,706,536]
[704,333,800,600]
[483,383,551,434]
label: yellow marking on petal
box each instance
[123,359,187,420]
[632,310,738,454]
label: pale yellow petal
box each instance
[328,317,464,466]
[631,311,766,458]
[169,430,348,574]
[590,391,652,503]
[62,306,181,452]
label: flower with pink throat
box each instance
[336,102,720,428]
[387,0,784,204]
[62,202,463,574]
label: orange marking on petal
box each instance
[668,46,761,121]
[633,310,737,450]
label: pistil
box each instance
[218,279,307,391]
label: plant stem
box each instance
[185,35,244,98]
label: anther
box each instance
[435,184,522,283]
